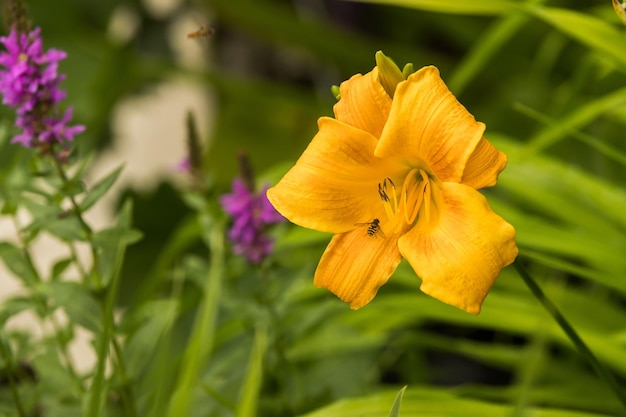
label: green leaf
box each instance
[92,200,142,286]
[44,281,101,334]
[80,165,123,211]
[522,87,626,153]
[61,177,86,198]
[0,242,39,285]
[299,386,616,417]
[347,0,517,15]
[235,325,268,417]
[93,226,143,248]
[528,6,626,69]
[51,258,73,281]
[42,217,88,242]
[388,386,407,417]
[0,297,35,325]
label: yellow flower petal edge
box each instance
[398,182,518,315]
[314,227,403,309]
[333,68,392,138]
[461,136,508,189]
[269,52,518,314]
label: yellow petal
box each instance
[267,117,398,233]
[461,136,508,189]
[333,68,392,138]
[375,66,485,183]
[314,228,402,309]
[398,182,518,314]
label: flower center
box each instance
[377,167,441,233]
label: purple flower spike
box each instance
[0,27,84,148]
[220,179,285,264]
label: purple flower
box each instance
[175,157,191,173]
[0,27,84,147]
[220,178,284,263]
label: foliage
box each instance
[0,0,625,416]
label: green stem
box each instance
[51,157,136,416]
[51,156,102,288]
[86,225,131,417]
[10,216,85,394]
[166,220,224,417]
[0,334,27,417]
[112,337,138,417]
[513,260,626,412]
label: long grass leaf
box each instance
[235,325,268,417]
[527,6,626,69]
[347,0,517,15]
[165,220,225,417]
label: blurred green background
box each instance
[1,0,626,416]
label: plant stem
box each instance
[166,219,224,417]
[51,157,136,416]
[112,337,138,417]
[0,334,27,417]
[10,216,85,394]
[51,156,102,288]
[514,260,626,412]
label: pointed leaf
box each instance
[44,281,101,333]
[348,0,517,15]
[235,325,268,417]
[388,386,407,417]
[529,6,626,68]
[0,242,39,285]
[80,165,124,211]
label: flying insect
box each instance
[355,218,386,239]
[187,25,214,39]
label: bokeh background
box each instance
[1,0,626,416]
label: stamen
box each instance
[378,182,389,202]
[378,177,398,221]
[406,180,426,224]
[400,169,432,225]
[423,182,431,224]
[387,178,398,213]
[420,170,431,224]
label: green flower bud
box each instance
[402,63,415,79]
[375,51,405,98]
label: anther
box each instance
[378,182,389,202]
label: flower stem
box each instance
[0,333,27,417]
[513,260,626,412]
[50,156,136,416]
[51,155,102,288]
[166,217,224,417]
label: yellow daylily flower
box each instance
[267,53,518,315]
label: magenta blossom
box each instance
[0,27,84,147]
[220,178,284,263]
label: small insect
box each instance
[186,25,214,39]
[613,0,626,24]
[355,218,386,238]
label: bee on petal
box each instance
[613,0,626,24]
[355,218,386,239]
[187,25,214,39]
